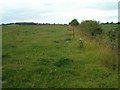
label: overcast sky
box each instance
[0,0,119,24]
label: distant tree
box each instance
[117,22,120,24]
[69,19,79,26]
[69,19,79,38]
[110,22,113,24]
[80,20,103,36]
[2,23,5,26]
[64,24,68,25]
[106,22,109,24]
[15,22,36,25]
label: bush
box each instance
[80,20,103,36]
[107,28,119,42]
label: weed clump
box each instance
[53,40,59,43]
[54,57,73,67]
[65,38,71,41]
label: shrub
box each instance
[80,20,103,36]
[107,28,119,42]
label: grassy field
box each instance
[2,25,118,88]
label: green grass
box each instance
[2,25,118,88]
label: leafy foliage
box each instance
[107,27,119,42]
[69,19,79,26]
[80,20,103,36]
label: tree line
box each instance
[1,21,120,26]
[1,22,68,26]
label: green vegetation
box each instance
[69,19,79,26]
[80,20,102,36]
[2,24,118,88]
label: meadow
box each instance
[2,24,118,88]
